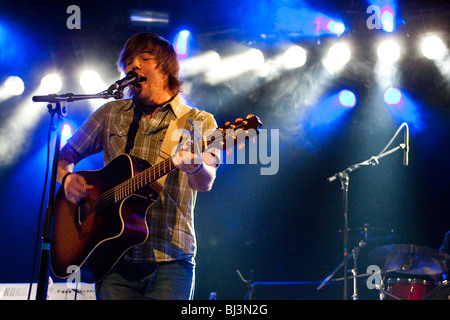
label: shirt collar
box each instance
[125,94,182,118]
[167,94,183,119]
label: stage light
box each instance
[338,90,356,108]
[174,30,191,59]
[377,39,400,64]
[421,35,447,60]
[282,45,307,69]
[381,7,395,32]
[384,87,402,105]
[384,88,424,132]
[79,70,106,93]
[129,10,169,27]
[180,50,221,78]
[0,76,25,101]
[322,42,351,74]
[0,92,47,166]
[302,91,355,148]
[242,49,265,69]
[205,48,264,85]
[61,123,73,148]
[40,74,62,94]
[4,76,25,96]
[326,20,345,36]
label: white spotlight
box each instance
[243,48,265,69]
[80,70,106,93]
[205,48,264,85]
[421,35,447,60]
[377,39,400,64]
[40,74,62,93]
[323,42,351,74]
[180,51,221,78]
[4,76,25,96]
[282,45,307,69]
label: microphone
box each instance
[110,71,146,91]
[403,124,409,166]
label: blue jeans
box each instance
[95,259,195,300]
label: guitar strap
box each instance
[124,106,143,155]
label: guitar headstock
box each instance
[207,114,262,151]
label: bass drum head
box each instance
[424,284,450,300]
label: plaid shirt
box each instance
[64,94,218,263]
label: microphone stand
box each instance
[32,89,122,300]
[326,122,409,300]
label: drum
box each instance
[424,284,450,300]
[384,278,437,300]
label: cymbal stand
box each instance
[351,239,366,300]
[331,268,401,299]
[316,239,366,300]
[375,284,402,300]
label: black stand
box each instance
[325,122,409,300]
[236,270,320,300]
[32,89,122,300]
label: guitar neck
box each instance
[115,140,206,201]
[115,157,175,201]
[114,114,261,201]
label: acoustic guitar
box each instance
[50,115,261,283]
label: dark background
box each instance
[0,0,448,300]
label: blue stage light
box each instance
[384,89,424,132]
[326,20,345,36]
[338,90,356,108]
[174,30,191,59]
[381,6,395,32]
[384,87,402,105]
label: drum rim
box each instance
[386,277,437,285]
[424,283,450,300]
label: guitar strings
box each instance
[77,120,253,219]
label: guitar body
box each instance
[50,154,160,283]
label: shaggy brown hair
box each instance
[117,33,182,95]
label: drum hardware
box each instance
[369,244,450,276]
[341,224,396,243]
[236,270,322,300]
[317,224,396,300]
[350,239,366,300]
[368,244,450,300]
[374,283,402,300]
[424,282,450,300]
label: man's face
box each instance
[125,51,169,106]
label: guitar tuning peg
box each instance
[227,148,233,156]
[246,114,254,119]
[225,121,230,126]
[238,142,245,150]
[235,118,243,123]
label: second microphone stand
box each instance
[325,122,409,300]
[32,87,123,300]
